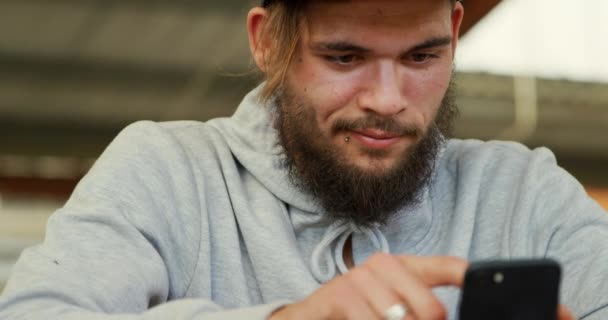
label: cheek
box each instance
[292,60,364,126]
[405,67,451,124]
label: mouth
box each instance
[350,129,404,149]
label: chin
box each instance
[352,156,401,174]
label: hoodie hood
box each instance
[210,85,435,283]
[211,86,323,214]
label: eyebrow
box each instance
[409,36,453,52]
[311,42,371,53]
[310,35,453,54]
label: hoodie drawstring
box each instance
[310,222,390,283]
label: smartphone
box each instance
[458,259,561,320]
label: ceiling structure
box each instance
[0,0,255,142]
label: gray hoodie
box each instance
[1,87,607,319]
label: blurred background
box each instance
[1,0,607,290]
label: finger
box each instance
[365,253,448,320]
[397,255,468,287]
[558,305,575,320]
[346,266,403,319]
[340,293,378,320]
[328,278,379,320]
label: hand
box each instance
[558,305,575,320]
[270,254,468,320]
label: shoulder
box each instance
[433,139,603,219]
[432,138,569,208]
[442,138,556,164]
[107,120,230,160]
[116,120,217,145]
[81,120,232,195]
[439,138,558,178]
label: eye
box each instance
[410,53,437,63]
[325,54,359,66]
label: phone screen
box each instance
[458,259,561,320]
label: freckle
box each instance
[304,88,308,92]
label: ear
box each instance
[450,1,465,57]
[247,7,270,72]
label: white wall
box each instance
[456,0,608,83]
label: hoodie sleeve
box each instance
[0,121,287,320]
[525,148,608,319]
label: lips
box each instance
[354,129,400,140]
[351,129,403,149]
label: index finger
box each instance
[397,256,469,287]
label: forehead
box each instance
[301,0,453,42]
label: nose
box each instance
[357,61,407,117]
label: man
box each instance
[1,0,606,319]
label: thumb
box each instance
[558,305,575,320]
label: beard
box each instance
[273,79,458,228]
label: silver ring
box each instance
[383,303,408,320]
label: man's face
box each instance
[286,0,459,171]
[274,0,462,226]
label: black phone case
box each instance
[458,259,561,320]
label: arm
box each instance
[0,122,287,319]
[527,149,608,319]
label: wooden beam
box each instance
[0,177,79,200]
[460,0,502,36]
[587,188,608,211]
